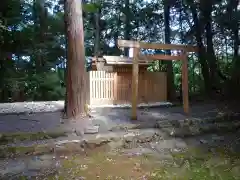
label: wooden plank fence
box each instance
[89,69,167,105]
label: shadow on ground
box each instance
[0,102,237,134]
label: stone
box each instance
[0,160,26,176]
[123,132,137,142]
[156,120,172,128]
[135,129,160,142]
[175,139,187,149]
[109,124,138,132]
[84,137,111,149]
[153,139,176,151]
[189,126,200,135]
[211,135,224,142]
[122,148,155,156]
[200,139,208,144]
[108,140,124,150]
[27,155,54,171]
[84,125,99,134]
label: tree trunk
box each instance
[163,0,175,101]
[188,2,211,95]
[38,0,48,69]
[123,0,130,56]
[201,1,219,90]
[64,0,87,119]
[113,2,121,55]
[229,0,240,98]
[94,0,101,58]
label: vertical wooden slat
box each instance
[90,71,92,104]
[132,47,139,120]
[97,71,99,99]
[89,67,168,106]
[101,71,103,99]
[182,51,189,114]
[114,72,118,103]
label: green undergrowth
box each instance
[43,147,240,179]
[1,146,240,179]
[0,144,53,158]
[0,131,67,158]
[150,148,240,180]
[0,131,67,145]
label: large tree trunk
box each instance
[113,2,121,55]
[123,0,130,56]
[33,0,47,72]
[188,2,211,95]
[64,0,87,119]
[163,0,175,101]
[228,0,240,98]
[201,0,219,90]
[94,0,101,58]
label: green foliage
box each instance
[83,3,100,13]
[151,149,240,180]
[0,0,238,102]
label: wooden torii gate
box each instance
[118,39,198,120]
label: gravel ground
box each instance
[0,101,236,134]
[0,101,64,114]
[0,101,172,114]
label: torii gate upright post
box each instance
[118,39,197,120]
[182,50,189,114]
[132,47,140,120]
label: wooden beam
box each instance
[103,56,150,65]
[139,54,185,61]
[132,47,139,120]
[103,55,184,64]
[118,40,198,52]
[182,51,189,114]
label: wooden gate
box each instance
[89,70,167,105]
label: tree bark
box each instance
[229,0,240,98]
[123,0,130,56]
[64,0,87,119]
[94,0,101,58]
[188,2,211,95]
[201,0,219,89]
[163,0,175,101]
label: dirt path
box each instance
[1,129,240,179]
[0,102,231,133]
[1,102,240,179]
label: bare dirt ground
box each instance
[1,101,240,179]
[0,102,233,133]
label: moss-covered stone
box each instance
[150,148,240,180]
[0,144,53,158]
[0,131,67,145]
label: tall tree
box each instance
[123,0,131,56]
[163,0,175,100]
[187,0,211,95]
[64,0,88,119]
[94,0,101,58]
[200,0,219,91]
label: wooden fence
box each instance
[89,69,167,105]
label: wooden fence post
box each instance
[132,47,139,120]
[182,50,189,114]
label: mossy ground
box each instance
[0,131,67,145]
[0,131,66,158]
[44,147,240,180]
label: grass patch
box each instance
[0,131,65,158]
[0,131,67,145]
[150,148,240,180]
[0,144,54,158]
[47,152,159,179]
[0,146,35,158]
